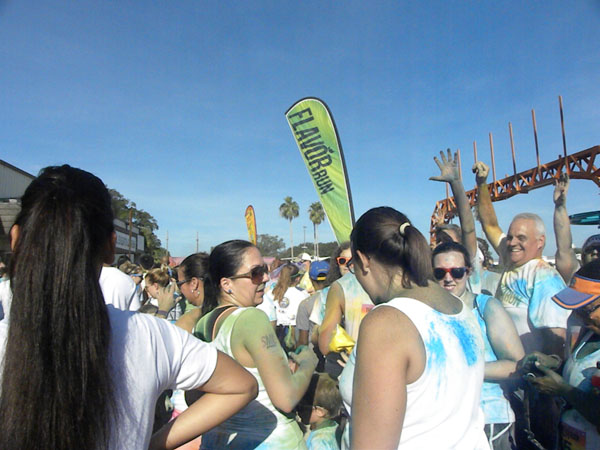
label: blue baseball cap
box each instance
[309,260,330,281]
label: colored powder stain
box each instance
[425,323,447,368]
[446,319,479,366]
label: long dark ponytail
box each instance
[0,165,116,449]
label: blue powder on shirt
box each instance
[425,324,447,368]
[446,319,479,366]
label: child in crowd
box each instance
[299,373,342,450]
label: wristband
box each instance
[156,310,169,317]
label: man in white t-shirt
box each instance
[99,266,141,311]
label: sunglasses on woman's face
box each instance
[230,264,269,284]
[337,256,351,266]
[433,267,468,281]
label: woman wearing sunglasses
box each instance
[195,240,318,449]
[432,241,524,449]
[340,207,489,449]
[326,242,352,284]
[172,253,210,333]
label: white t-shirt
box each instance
[0,306,218,449]
[0,279,12,323]
[273,287,309,327]
[100,267,142,311]
[256,281,277,322]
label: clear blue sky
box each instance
[1,1,599,257]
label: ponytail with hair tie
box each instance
[398,222,410,236]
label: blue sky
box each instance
[1,1,599,258]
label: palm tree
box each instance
[308,202,325,257]
[279,196,299,258]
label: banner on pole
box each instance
[245,205,257,245]
[285,97,355,243]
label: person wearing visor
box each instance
[432,241,524,450]
[522,259,600,449]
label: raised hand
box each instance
[472,161,490,185]
[156,283,177,312]
[430,148,460,184]
[553,172,570,207]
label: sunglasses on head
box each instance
[337,256,351,265]
[433,267,468,281]
[230,264,269,284]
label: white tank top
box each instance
[339,297,490,449]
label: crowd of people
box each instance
[0,154,598,449]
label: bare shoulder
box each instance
[234,307,273,333]
[359,305,419,344]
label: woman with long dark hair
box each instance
[194,240,318,449]
[339,207,489,449]
[0,165,257,449]
[174,252,209,333]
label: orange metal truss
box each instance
[430,145,600,241]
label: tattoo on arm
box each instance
[261,334,277,350]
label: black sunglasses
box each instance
[347,258,355,274]
[176,276,204,288]
[433,267,468,281]
[230,264,269,284]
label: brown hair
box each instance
[351,207,432,289]
[144,267,170,287]
[315,373,342,417]
[272,263,300,302]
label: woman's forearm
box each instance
[484,360,519,381]
[149,391,256,449]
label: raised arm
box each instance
[473,161,506,256]
[318,281,344,355]
[351,306,419,449]
[482,297,525,380]
[553,173,580,283]
[430,149,477,259]
[150,351,258,449]
[236,308,318,413]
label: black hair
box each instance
[432,241,472,269]
[179,252,209,281]
[139,253,154,270]
[203,240,255,315]
[116,254,130,267]
[577,258,600,280]
[434,223,462,244]
[1,165,116,449]
[351,207,432,288]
